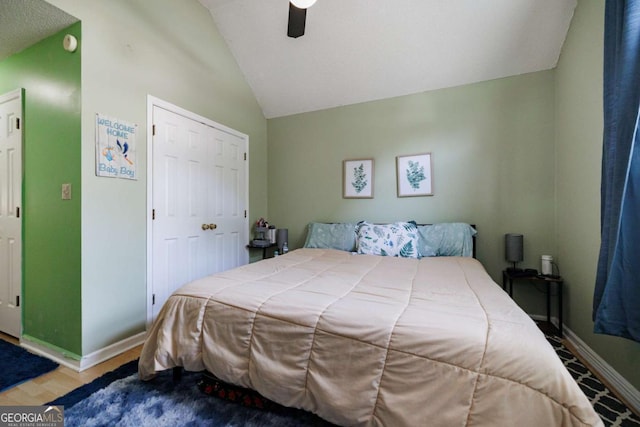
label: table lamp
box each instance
[505,233,523,272]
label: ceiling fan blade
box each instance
[287,2,307,38]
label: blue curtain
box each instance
[593,0,640,342]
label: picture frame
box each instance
[343,158,374,198]
[396,153,433,197]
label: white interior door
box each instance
[0,89,23,338]
[208,127,247,272]
[150,104,248,320]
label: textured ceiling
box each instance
[0,0,78,61]
[1,1,577,120]
[200,0,577,118]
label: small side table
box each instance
[502,270,564,337]
[246,243,278,259]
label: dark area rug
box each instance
[546,334,640,427]
[0,338,59,392]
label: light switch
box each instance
[62,183,72,200]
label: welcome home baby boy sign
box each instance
[95,114,137,180]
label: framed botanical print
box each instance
[343,159,374,198]
[396,153,433,197]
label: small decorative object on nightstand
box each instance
[502,269,564,337]
[252,227,271,247]
[248,218,279,259]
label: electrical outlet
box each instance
[62,183,72,200]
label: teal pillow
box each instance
[303,223,357,252]
[416,226,438,257]
[417,223,477,257]
[356,221,419,258]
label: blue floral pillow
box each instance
[356,221,419,258]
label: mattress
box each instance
[139,248,602,426]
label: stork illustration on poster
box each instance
[95,113,137,180]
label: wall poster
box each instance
[396,152,433,197]
[343,158,374,199]
[95,113,137,180]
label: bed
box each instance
[139,222,602,426]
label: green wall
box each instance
[7,0,635,395]
[0,23,82,355]
[48,0,268,355]
[268,71,557,297]
[268,0,640,393]
[555,0,640,390]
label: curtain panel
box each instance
[593,0,640,342]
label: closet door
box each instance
[151,105,247,320]
[206,127,247,274]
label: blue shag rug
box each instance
[48,360,335,427]
[0,339,59,392]
[46,338,640,427]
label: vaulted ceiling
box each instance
[199,0,577,118]
[1,0,577,119]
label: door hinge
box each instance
[244,210,247,218]
[152,124,156,136]
[16,207,20,218]
[152,294,156,305]
[16,118,20,130]
[244,152,247,161]
[16,296,19,307]
[152,209,155,220]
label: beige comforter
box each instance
[139,248,602,427]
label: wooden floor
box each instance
[0,332,141,406]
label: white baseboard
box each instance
[563,326,640,414]
[530,314,640,414]
[21,332,146,372]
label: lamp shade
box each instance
[505,233,523,263]
[291,0,317,8]
[276,228,289,252]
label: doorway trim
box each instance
[145,95,250,327]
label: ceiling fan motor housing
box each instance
[287,3,307,38]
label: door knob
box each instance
[209,224,217,230]
[202,224,210,230]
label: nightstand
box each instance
[246,242,278,259]
[502,270,564,337]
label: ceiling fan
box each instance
[287,0,317,38]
